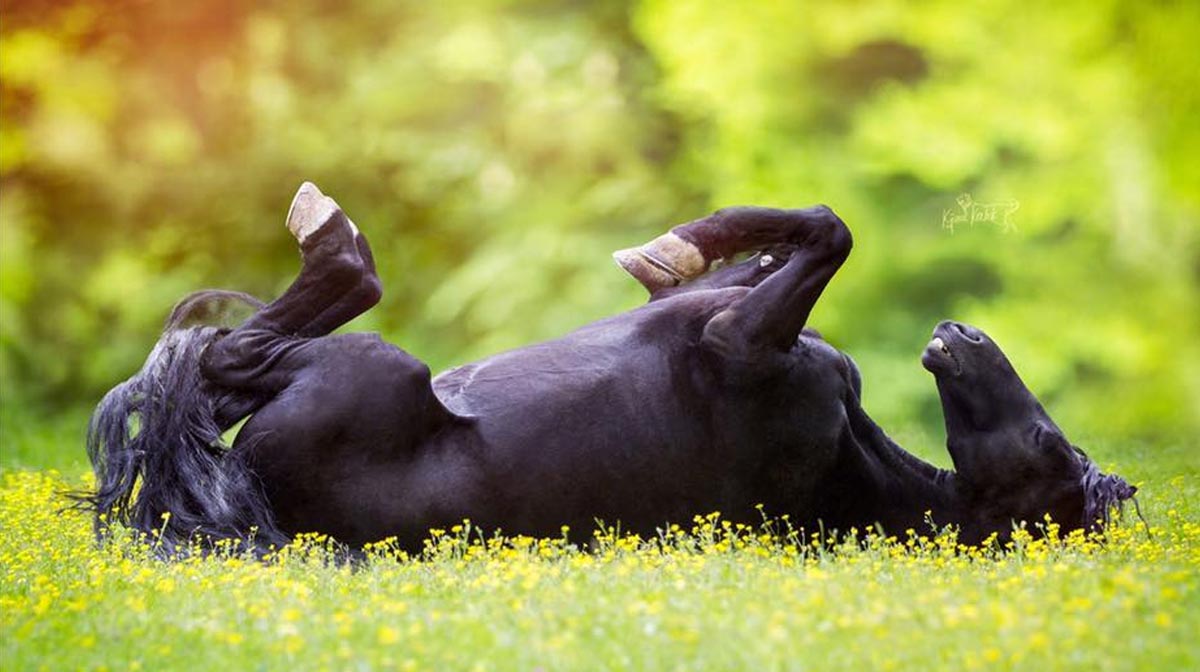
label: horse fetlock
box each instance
[613,232,708,293]
[355,273,384,310]
[758,244,798,271]
[324,249,368,290]
[286,181,353,244]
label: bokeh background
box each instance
[2,0,1197,469]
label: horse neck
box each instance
[839,399,966,536]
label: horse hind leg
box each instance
[228,333,455,544]
[296,228,382,337]
[201,183,381,395]
[244,182,382,336]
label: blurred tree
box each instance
[635,0,1199,441]
[1,0,1196,452]
[0,0,695,421]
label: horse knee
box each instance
[355,272,383,312]
[802,205,852,262]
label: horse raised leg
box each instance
[196,184,459,540]
[646,244,797,302]
[230,183,379,333]
[615,206,843,292]
[619,206,851,356]
[695,206,852,357]
[199,183,387,391]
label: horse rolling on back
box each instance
[82,183,1137,554]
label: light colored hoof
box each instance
[286,181,354,244]
[613,248,684,292]
[612,232,708,293]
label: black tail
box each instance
[77,290,289,556]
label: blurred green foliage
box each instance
[1,0,1197,456]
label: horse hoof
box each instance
[613,233,708,293]
[286,182,347,244]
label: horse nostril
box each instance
[952,322,984,343]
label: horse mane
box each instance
[73,289,288,557]
[1075,446,1140,532]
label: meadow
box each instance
[2,435,1197,671]
[3,1,1199,669]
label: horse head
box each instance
[923,320,1137,538]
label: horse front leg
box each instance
[696,206,852,357]
[616,206,844,294]
[647,243,796,302]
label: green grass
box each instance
[2,422,1198,671]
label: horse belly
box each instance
[456,360,719,536]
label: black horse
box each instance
[84,183,1136,553]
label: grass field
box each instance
[2,429,1197,671]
